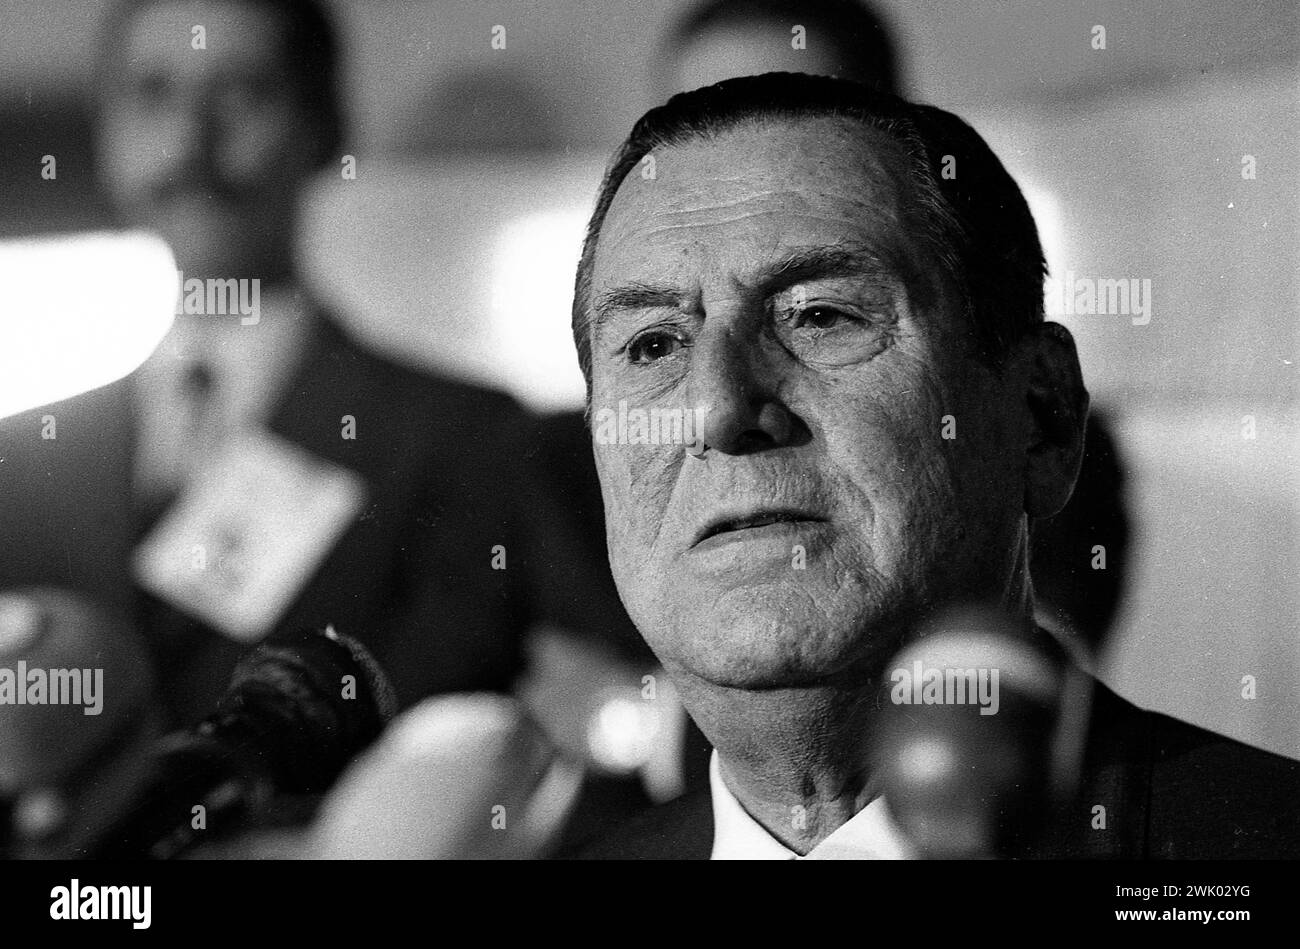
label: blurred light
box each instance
[0,594,45,656]
[586,689,662,775]
[488,208,590,411]
[0,231,177,420]
[897,737,959,786]
[12,789,66,839]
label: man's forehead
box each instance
[121,0,287,72]
[595,115,914,282]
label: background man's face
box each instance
[97,0,323,280]
[588,117,1030,690]
[670,20,855,96]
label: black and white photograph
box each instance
[0,0,1295,930]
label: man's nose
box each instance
[166,97,223,181]
[687,321,798,455]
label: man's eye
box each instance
[130,73,173,105]
[792,305,857,330]
[776,299,894,366]
[627,328,687,364]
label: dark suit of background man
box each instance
[0,0,634,730]
[569,73,1299,859]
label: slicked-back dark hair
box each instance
[571,72,1045,396]
[665,0,901,93]
[96,0,345,165]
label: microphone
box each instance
[868,604,1092,859]
[90,625,397,859]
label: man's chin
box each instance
[139,205,261,278]
[161,236,250,280]
[651,598,891,692]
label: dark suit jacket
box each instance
[579,682,1300,859]
[0,313,635,726]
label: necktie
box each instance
[178,358,220,475]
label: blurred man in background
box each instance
[86,0,540,718]
[0,0,652,853]
[659,0,901,97]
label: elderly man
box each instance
[571,73,1299,859]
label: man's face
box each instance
[588,117,1031,690]
[97,0,323,280]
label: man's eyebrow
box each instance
[592,283,686,334]
[756,242,898,294]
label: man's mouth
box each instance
[691,509,828,549]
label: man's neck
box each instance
[693,681,882,854]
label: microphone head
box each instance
[869,604,1085,858]
[84,625,398,859]
[0,588,163,857]
[0,587,156,792]
[321,625,399,722]
[202,624,398,794]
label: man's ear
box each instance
[1019,322,1089,519]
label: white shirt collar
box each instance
[132,286,313,500]
[708,751,914,860]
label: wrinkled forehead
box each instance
[593,115,922,295]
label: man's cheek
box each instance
[826,402,960,567]
[221,119,308,187]
[594,440,680,542]
[595,422,681,487]
[871,361,963,496]
[99,126,162,201]
[625,441,686,505]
